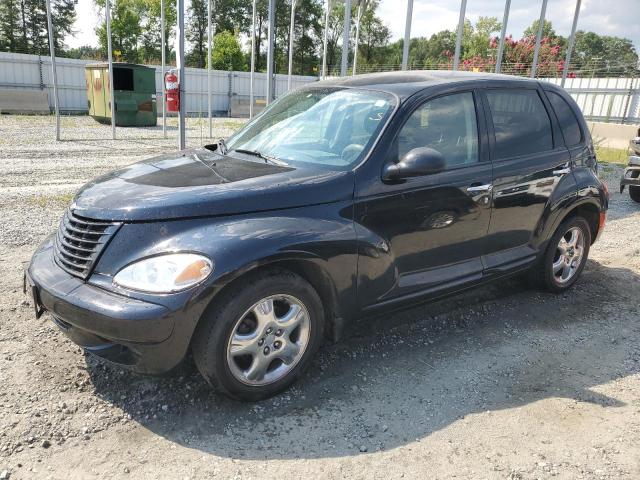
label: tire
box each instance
[192,268,325,401]
[528,216,592,293]
[629,186,640,203]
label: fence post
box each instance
[530,0,548,78]
[453,0,467,71]
[266,0,276,104]
[495,0,510,74]
[561,0,581,87]
[341,0,351,77]
[45,0,60,141]
[401,0,413,71]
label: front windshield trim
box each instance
[226,85,400,171]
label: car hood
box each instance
[71,149,355,221]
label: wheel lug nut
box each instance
[275,329,283,337]
[258,338,264,346]
[273,340,282,349]
[263,346,270,355]
[266,327,273,335]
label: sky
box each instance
[68,0,640,51]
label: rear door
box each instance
[480,86,575,274]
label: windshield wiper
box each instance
[232,148,286,166]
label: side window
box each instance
[397,92,479,168]
[486,89,553,159]
[547,91,583,146]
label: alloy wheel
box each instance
[226,294,311,386]
[552,226,585,284]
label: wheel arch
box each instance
[197,257,347,345]
[550,199,602,245]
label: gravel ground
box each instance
[1,115,640,480]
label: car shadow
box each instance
[84,260,639,460]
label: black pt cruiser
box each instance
[26,71,608,401]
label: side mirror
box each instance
[383,147,446,181]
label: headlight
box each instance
[113,253,213,293]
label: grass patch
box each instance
[596,146,629,165]
[27,192,75,209]
[221,120,245,131]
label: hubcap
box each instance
[552,226,585,284]
[226,294,311,386]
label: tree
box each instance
[0,0,76,55]
[186,0,207,67]
[523,19,557,40]
[356,0,390,67]
[210,30,245,70]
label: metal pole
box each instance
[401,0,413,70]
[340,0,351,77]
[250,0,257,116]
[530,0,548,78]
[44,0,60,141]
[352,2,362,75]
[266,0,275,104]
[176,0,186,149]
[495,0,510,74]
[321,0,330,78]
[161,0,166,138]
[453,0,466,71]
[561,0,581,87]
[207,0,212,137]
[105,0,116,139]
[288,0,296,89]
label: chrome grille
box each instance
[53,209,121,279]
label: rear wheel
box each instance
[192,268,324,401]
[529,216,591,293]
[629,186,640,203]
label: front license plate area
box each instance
[24,271,45,319]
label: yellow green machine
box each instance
[85,63,157,127]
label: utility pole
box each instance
[321,0,330,78]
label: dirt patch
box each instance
[1,116,639,479]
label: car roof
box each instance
[315,70,538,100]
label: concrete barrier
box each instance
[0,88,50,114]
[588,122,639,150]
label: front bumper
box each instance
[620,157,640,193]
[26,236,191,374]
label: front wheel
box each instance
[192,268,324,401]
[629,186,640,203]
[529,216,592,293]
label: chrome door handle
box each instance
[467,184,493,194]
[553,167,571,175]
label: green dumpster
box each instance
[85,63,157,127]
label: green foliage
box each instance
[210,30,245,71]
[0,0,76,55]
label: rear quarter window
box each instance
[485,89,553,159]
[546,91,583,147]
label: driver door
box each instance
[355,90,493,308]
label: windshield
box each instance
[226,87,396,169]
